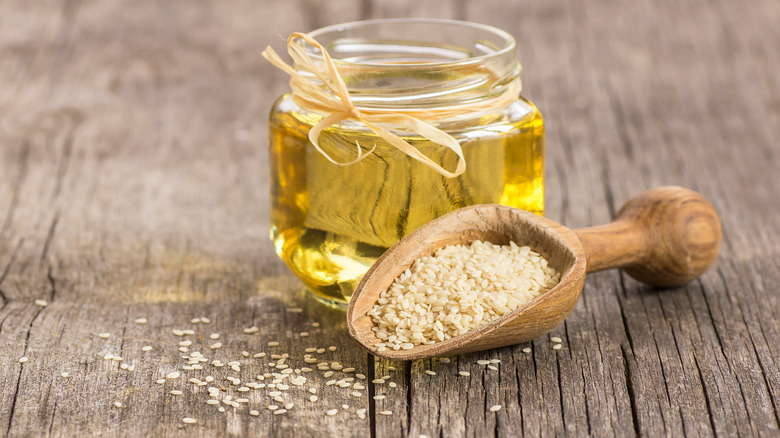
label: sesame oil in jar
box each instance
[267,20,545,307]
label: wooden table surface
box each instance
[2,0,779,436]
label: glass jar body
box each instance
[269,94,544,307]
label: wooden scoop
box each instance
[346,186,722,360]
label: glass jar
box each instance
[268,19,544,307]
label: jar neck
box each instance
[299,19,522,112]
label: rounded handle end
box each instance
[618,186,722,287]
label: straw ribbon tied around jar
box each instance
[262,33,489,178]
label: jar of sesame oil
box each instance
[265,19,545,308]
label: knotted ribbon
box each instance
[262,32,520,178]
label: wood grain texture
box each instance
[1,0,780,436]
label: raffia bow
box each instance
[262,32,521,178]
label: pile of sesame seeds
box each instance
[369,240,560,351]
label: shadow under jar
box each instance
[269,19,545,308]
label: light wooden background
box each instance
[1,0,779,436]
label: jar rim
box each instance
[304,18,517,69]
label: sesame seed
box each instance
[113,401,122,408]
[379,411,393,416]
[190,318,201,324]
[274,409,287,415]
[389,382,397,388]
[268,341,279,347]
[490,405,502,412]
[210,333,220,340]
[61,372,69,378]
[98,333,111,339]
[172,329,184,336]
[477,360,490,365]
[242,351,249,357]
[182,418,196,424]
[218,407,225,413]
[387,366,397,371]
[201,317,211,324]
[268,405,278,410]
[209,343,222,349]
[439,358,451,363]
[300,332,309,337]
[171,390,182,395]
[156,379,165,384]
[552,344,562,350]
[35,299,48,307]
[250,410,259,416]
[18,356,29,363]
[490,359,501,364]
[372,378,385,384]
[179,340,192,347]
[243,326,259,334]
[312,322,320,328]
[134,317,147,324]
[488,365,498,371]
[142,346,152,352]
[522,347,532,353]
[166,372,180,379]
[356,373,366,380]
[253,352,266,358]
[285,403,294,409]
[328,346,337,351]
[458,371,471,377]
[103,353,114,360]
[207,400,220,405]
[310,395,318,402]
[373,395,386,400]
[327,409,338,416]
[551,336,562,343]
[425,370,436,376]
[182,329,195,335]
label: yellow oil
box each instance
[269,96,544,306]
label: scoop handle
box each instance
[572,186,722,287]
